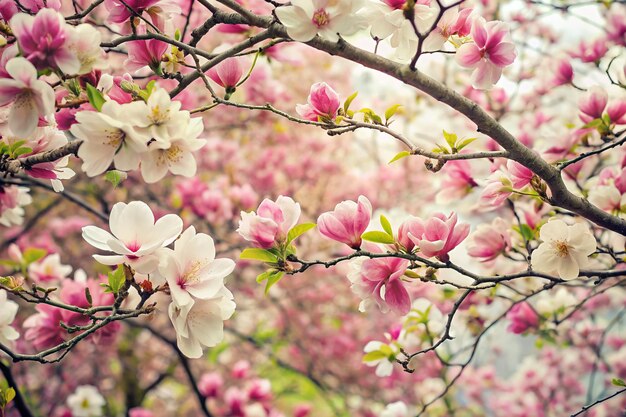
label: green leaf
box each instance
[104,170,126,188]
[384,104,402,122]
[23,248,47,264]
[343,91,358,113]
[12,147,32,157]
[264,271,284,295]
[612,378,626,387]
[107,267,126,294]
[361,231,395,244]
[287,223,316,244]
[256,270,273,283]
[4,388,14,404]
[443,130,457,148]
[362,351,386,362]
[456,137,477,151]
[380,215,393,236]
[388,150,411,164]
[404,270,421,279]
[85,83,105,111]
[582,119,603,129]
[240,248,278,263]
[9,141,25,152]
[518,224,535,241]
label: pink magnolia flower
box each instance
[237,196,301,249]
[466,218,511,262]
[571,38,608,63]
[397,216,423,252]
[507,160,534,189]
[456,18,517,89]
[408,212,470,261]
[10,9,80,74]
[198,373,223,398]
[578,86,608,122]
[124,39,168,73]
[506,302,539,334]
[28,253,72,283]
[0,0,17,21]
[552,59,573,87]
[318,195,372,249]
[207,57,245,90]
[480,173,513,208]
[20,0,62,13]
[436,159,477,204]
[347,254,411,314]
[247,379,272,402]
[129,408,154,417]
[608,101,626,124]
[104,0,181,30]
[0,57,55,137]
[296,82,340,122]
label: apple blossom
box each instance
[159,226,235,307]
[82,201,183,274]
[296,82,341,122]
[0,57,55,137]
[237,196,301,249]
[456,18,517,89]
[66,385,105,417]
[530,219,596,280]
[168,287,236,358]
[0,290,19,346]
[317,195,372,249]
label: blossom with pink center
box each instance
[198,373,223,398]
[607,5,626,46]
[318,195,371,249]
[10,9,80,74]
[207,57,246,90]
[578,86,607,122]
[82,201,183,274]
[571,38,608,63]
[247,378,272,402]
[507,160,534,189]
[397,216,423,252]
[104,0,181,30]
[124,39,169,73]
[436,159,477,204]
[466,218,511,262]
[296,82,341,122]
[158,226,235,307]
[237,196,301,249]
[24,303,86,350]
[480,172,513,208]
[506,302,539,334]
[28,253,72,283]
[552,59,574,87]
[0,57,55,137]
[347,254,411,314]
[456,18,517,89]
[408,212,470,261]
[0,185,31,227]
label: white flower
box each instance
[168,287,236,358]
[536,287,577,318]
[0,186,32,227]
[530,219,596,280]
[82,201,183,274]
[139,117,206,184]
[69,24,107,75]
[67,385,105,417]
[588,184,626,213]
[159,226,235,307]
[70,100,149,177]
[129,88,188,144]
[380,401,408,417]
[0,290,19,346]
[276,0,367,42]
[0,57,55,137]
[363,340,397,377]
[28,254,72,283]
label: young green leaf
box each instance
[361,231,395,244]
[456,137,477,151]
[287,223,316,244]
[240,248,278,263]
[23,248,47,264]
[362,350,386,362]
[107,267,126,294]
[104,170,127,188]
[384,104,402,122]
[443,130,457,148]
[85,83,106,111]
[380,214,393,236]
[343,91,358,113]
[612,378,626,387]
[388,150,411,164]
[264,270,284,295]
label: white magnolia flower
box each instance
[0,186,32,227]
[28,253,72,283]
[0,290,19,346]
[588,184,626,214]
[536,287,578,318]
[69,24,107,75]
[82,201,183,274]
[71,100,149,177]
[139,117,206,184]
[380,401,409,417]
[530,219,596,280]
[0,57,55,137]
[168,287,236,358]
[129,88,189,144]
[159,226,235,307]
[363,340,397,377]
[276,0,367,42]
[66,385,105,417]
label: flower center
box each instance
[312,9,330,28]
[555,240,570,257]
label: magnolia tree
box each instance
[0,0,625,416]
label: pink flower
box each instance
[552,59,573,86]
[198,372,223,398]
[506,302,539,334]
[0,57,55,137]
[294,404,312,417]
[0,0,18,21]
[104,0,181,30]
[232,359,250,379]
[347,254,411,314]
[579,86,608,122]
[318,195,372,249]
[21,0,62,12]
[247,378,272,402]
[296,82,340,122]
[456,18,516,89]
[397,216,423,252]
[237,196,301,249]
[507,160,534,189]
[466,218,511,262]
[571,38,608,63]
[207,57,245,90]
[408,212,470,261]
[129,408,154,417]
[10,9,80,74]
[608,101,626,124]
[436,160,477,204]
[480,173,512,208]
[124,39,169,73]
